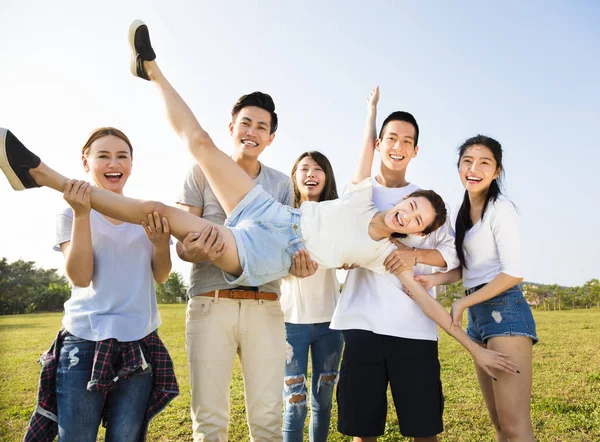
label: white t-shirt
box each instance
[330,178,460,341]
[281,268,340,324]
[300,178,396,273]
[55,208,161,342]
[462,196,523,288]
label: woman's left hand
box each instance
[142,212,171,249]
[450,299,466,330]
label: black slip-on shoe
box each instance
[128,20,156,81]
[0,128,41,190]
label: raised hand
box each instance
[142,212,171,249]
[367,86,380,112]
[63,179,92,216]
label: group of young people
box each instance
[1,20,538,442]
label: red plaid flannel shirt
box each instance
[24,328,179,441]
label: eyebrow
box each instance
[412,200,423,225]
[462,155,494,162]
[96,150,130,155]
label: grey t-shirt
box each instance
[178,162,294,297]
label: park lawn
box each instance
[0,307,599,441]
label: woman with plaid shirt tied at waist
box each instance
[24,128,178,442]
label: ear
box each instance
[228,121,235,136]
[414,232,426,237]
[375,138,381,152]
[82,154,89,172]
[413,145,419,157]
[266,132,276,146]
[493,166,502,180]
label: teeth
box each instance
[390,154,405,160]
[242,140,258,146]
[467,176,482,181]
[395,212,403,226]
[105,173,122,177]
[305,181,318,186]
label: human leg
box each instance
[487,336,534,442]
[129,21,256,216]
[104,369,153,442]
[0,129,242,275]
[56,335,104,442]
[337,330,388,439]
[308,323,343,442]
[282,323,311,442]
[238,300,286,441]
[186,296,239,442]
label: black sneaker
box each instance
[0,128,41,190]
[128,20,156,81]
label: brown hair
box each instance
[409,189,447,235]
[290,151,338,208]
[81,127,134,157]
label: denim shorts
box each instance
[224,185,305,287]
[466,284,538,345]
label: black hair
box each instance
[231,92,278,134]
[455,135,504,268]
[378,111,419,146]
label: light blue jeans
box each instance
[283,322,343,442]
[56,335,153,442]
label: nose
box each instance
[307,168,315,178]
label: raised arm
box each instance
[397,268,519,379]
[352,86,379,184]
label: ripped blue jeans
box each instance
[283,322,343,442]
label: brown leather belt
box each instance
[198,289,278,301]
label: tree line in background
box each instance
[0,258,187,315]
[1,257,599,315]
[436,279,600,310]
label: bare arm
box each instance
[142,212,172,283]
[398,269,519,378]
[61,181,94,287]
[352,86,379,184]
[450,273,523,328]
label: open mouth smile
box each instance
[241,139,258,147]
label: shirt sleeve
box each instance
[54,207,74,251]
[428,217,460,272]
[177,164,205,209]
[279,177,294,206]
[491,199,523,278]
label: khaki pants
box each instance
[186,296,286,442]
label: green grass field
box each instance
[1,307,599,441]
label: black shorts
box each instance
[336,329,444,438]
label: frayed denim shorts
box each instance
[223,185,305,287]
[466,284,538,345]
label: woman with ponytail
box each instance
[416,135,537,442]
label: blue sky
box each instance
[0,0,598,286]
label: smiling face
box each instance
[384,195,436,236]
[458,144,500,194]
[82,135,132,194]
[229,106,276,160]
[294,156,326,203]
[376,120,419,172]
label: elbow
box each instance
[68,274,92,288]
[154,271,170,284]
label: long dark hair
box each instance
[455,135,504,268]
[290,151,338,208]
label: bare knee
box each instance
[284,375,307,406]
[285,375,304,386]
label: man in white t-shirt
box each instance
[330,110,459,442]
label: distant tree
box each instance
[0,258,69,314]
[155,271,187,304]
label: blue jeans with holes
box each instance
[283,322,343,442]
[56,335,153,442]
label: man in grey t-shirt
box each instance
[177,92,294,442]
